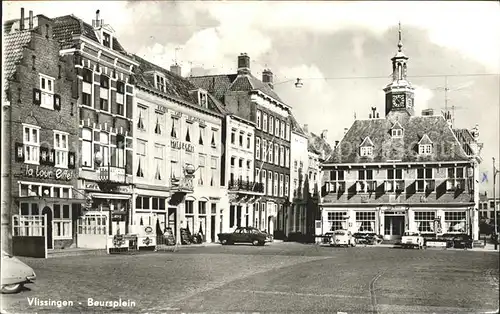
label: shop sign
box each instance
[23,165,73,181]
[171,140,194,153]
[209,197,220,200]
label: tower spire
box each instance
[398,21,403,52]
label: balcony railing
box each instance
[228,180,264,193]
[99,166,125,183]
[170,176,194,193]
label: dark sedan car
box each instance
[451,233,473,249]
[218,227,267,246]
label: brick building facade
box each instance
[2,9,80,251]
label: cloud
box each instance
[413,85,435,114]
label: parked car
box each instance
[353,232,383,245]
[401,231,424,249]
[322,232,334,244]
[218,227,267,246]
[330,230,356,247]
[260,230,274,243]
[450,233,473,249]
[438,233,459,248]
[1,250,36,294]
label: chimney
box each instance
[376,113,379,118]
[371,107,377,118]
[20,8,25,31]
[422,109,434,116]
[303,124,309,133]
[170,63,181,76]
[29,10,33,30]
[444,111,452,127]
[93,10,101,28]
[369,114,372,119]
[335,140,339,148]
[321,130,328,140]
[237,53,250,75]
[262,69,273,89]
[344,127,348,135]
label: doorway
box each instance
[167,208,177,241]
[210,215,216,242]
[42,206,53,249]
[384,215,405,240]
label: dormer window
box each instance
[155,73,166,92]
[390,121,404,138]
[103,32,111,48]
[418,134,433,155]
[199,90,208,108]
[359,137,374,157]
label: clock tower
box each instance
[383,22,415,117]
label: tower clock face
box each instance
[392,94,405,108]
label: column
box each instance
[379,209,385,237]
[321,207,328,235]
[407,208,415,232]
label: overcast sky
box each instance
[4,1,500,195]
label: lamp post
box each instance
[493,157,499,250]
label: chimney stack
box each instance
[303,124,309,133]
[20,8,25,31]
[371,107,377,118]
[262,69,273,89]
[321,130,328,140]
[422,109,434,116]
[376,113,379,118]
[93,10,101,28]
[369,114,372,119]
[237,53,250,75]
[170,63,181,76]
[335,140,339,148]
[29,10,33,30]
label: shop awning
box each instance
[90,193,132,200]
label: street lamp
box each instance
[493,157,499,250]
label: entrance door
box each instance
[210,215,216,242]
[42,206,53,249]
[168,208,177,241]
[384,216,405,240]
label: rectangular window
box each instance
[198,154,205,186]
[53,204,72,239]
[415,211,436,233]
[211,203,217,215]
[262,171,267,195]
[275,119,280,137]
[447,167,466,191]
[263,113,268,132]
[137,106,148,130]
[268,142,273,164]
[154,144,164,181]
[267,170,273,196]
[262,140,267,162]
[419,144,432,155]
[54,131,68,168]
[285,148,290,168]
[103,32,111,48]
[154,113,164,135]
[357,169,374,193]
[355,212,376,232]
[274,172,278,196]
[198,201,206,215]
[256,137,261,160]
[269,116,274,135]
[136,139,146,178]
[327,212,347,231]
[239,132,243,147]
[100,132,110,166]
[247,135,251,149]
[116,81,125,116]
[327,170,346,193]
[82,68,93,107]
[99,75,109,112]
[171,117,179,139]
[279,174,284,197]
[39,74,55,109]
[285,175,289,196]
[82,128,92,167]
[210,157,217,186]
[274,144,279,166]
[386,168,404,192]
[280,146,284,167]
[416,168,435,192]
[170,150,180,180]
[360,146,373,157]
[256,110,262,129]
[231,130,236,144]
[23,124,40,164]
[185,200,194,214]
[280,120,285,139]
[444,212,467,233]
[156,74,166,92]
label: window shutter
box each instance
[33,88,41,106]
[54,94,61,111]
[68,152,76,169]
[15,143,24,162]
[49,149,55,166]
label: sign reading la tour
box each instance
[23,165,73,181]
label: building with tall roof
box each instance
[2,9,80,254]
[131,55,224,244]
[320,24,483,241]
[54,10,139,249]
[190,54,292,237]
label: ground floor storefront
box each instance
[320,205,480,241]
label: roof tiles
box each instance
[3,29,32,95]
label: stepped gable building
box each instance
[131,54,224,244]
[3,9,79,253]
[53,10,138,248]
[320,24,483,241]
[190,54,292,237]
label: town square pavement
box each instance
[1,242,499,314]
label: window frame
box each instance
[23,124,40,165]
[39,73,55,110]
[54,131,69,168]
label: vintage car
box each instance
[353,232,383,245]
[330,230,356,247]
[260,230,274,243]
[322,232,335,244]
[1,250,36,294]
[401,231,425,249]
[218,227,267,246]
[450,233,473,249]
